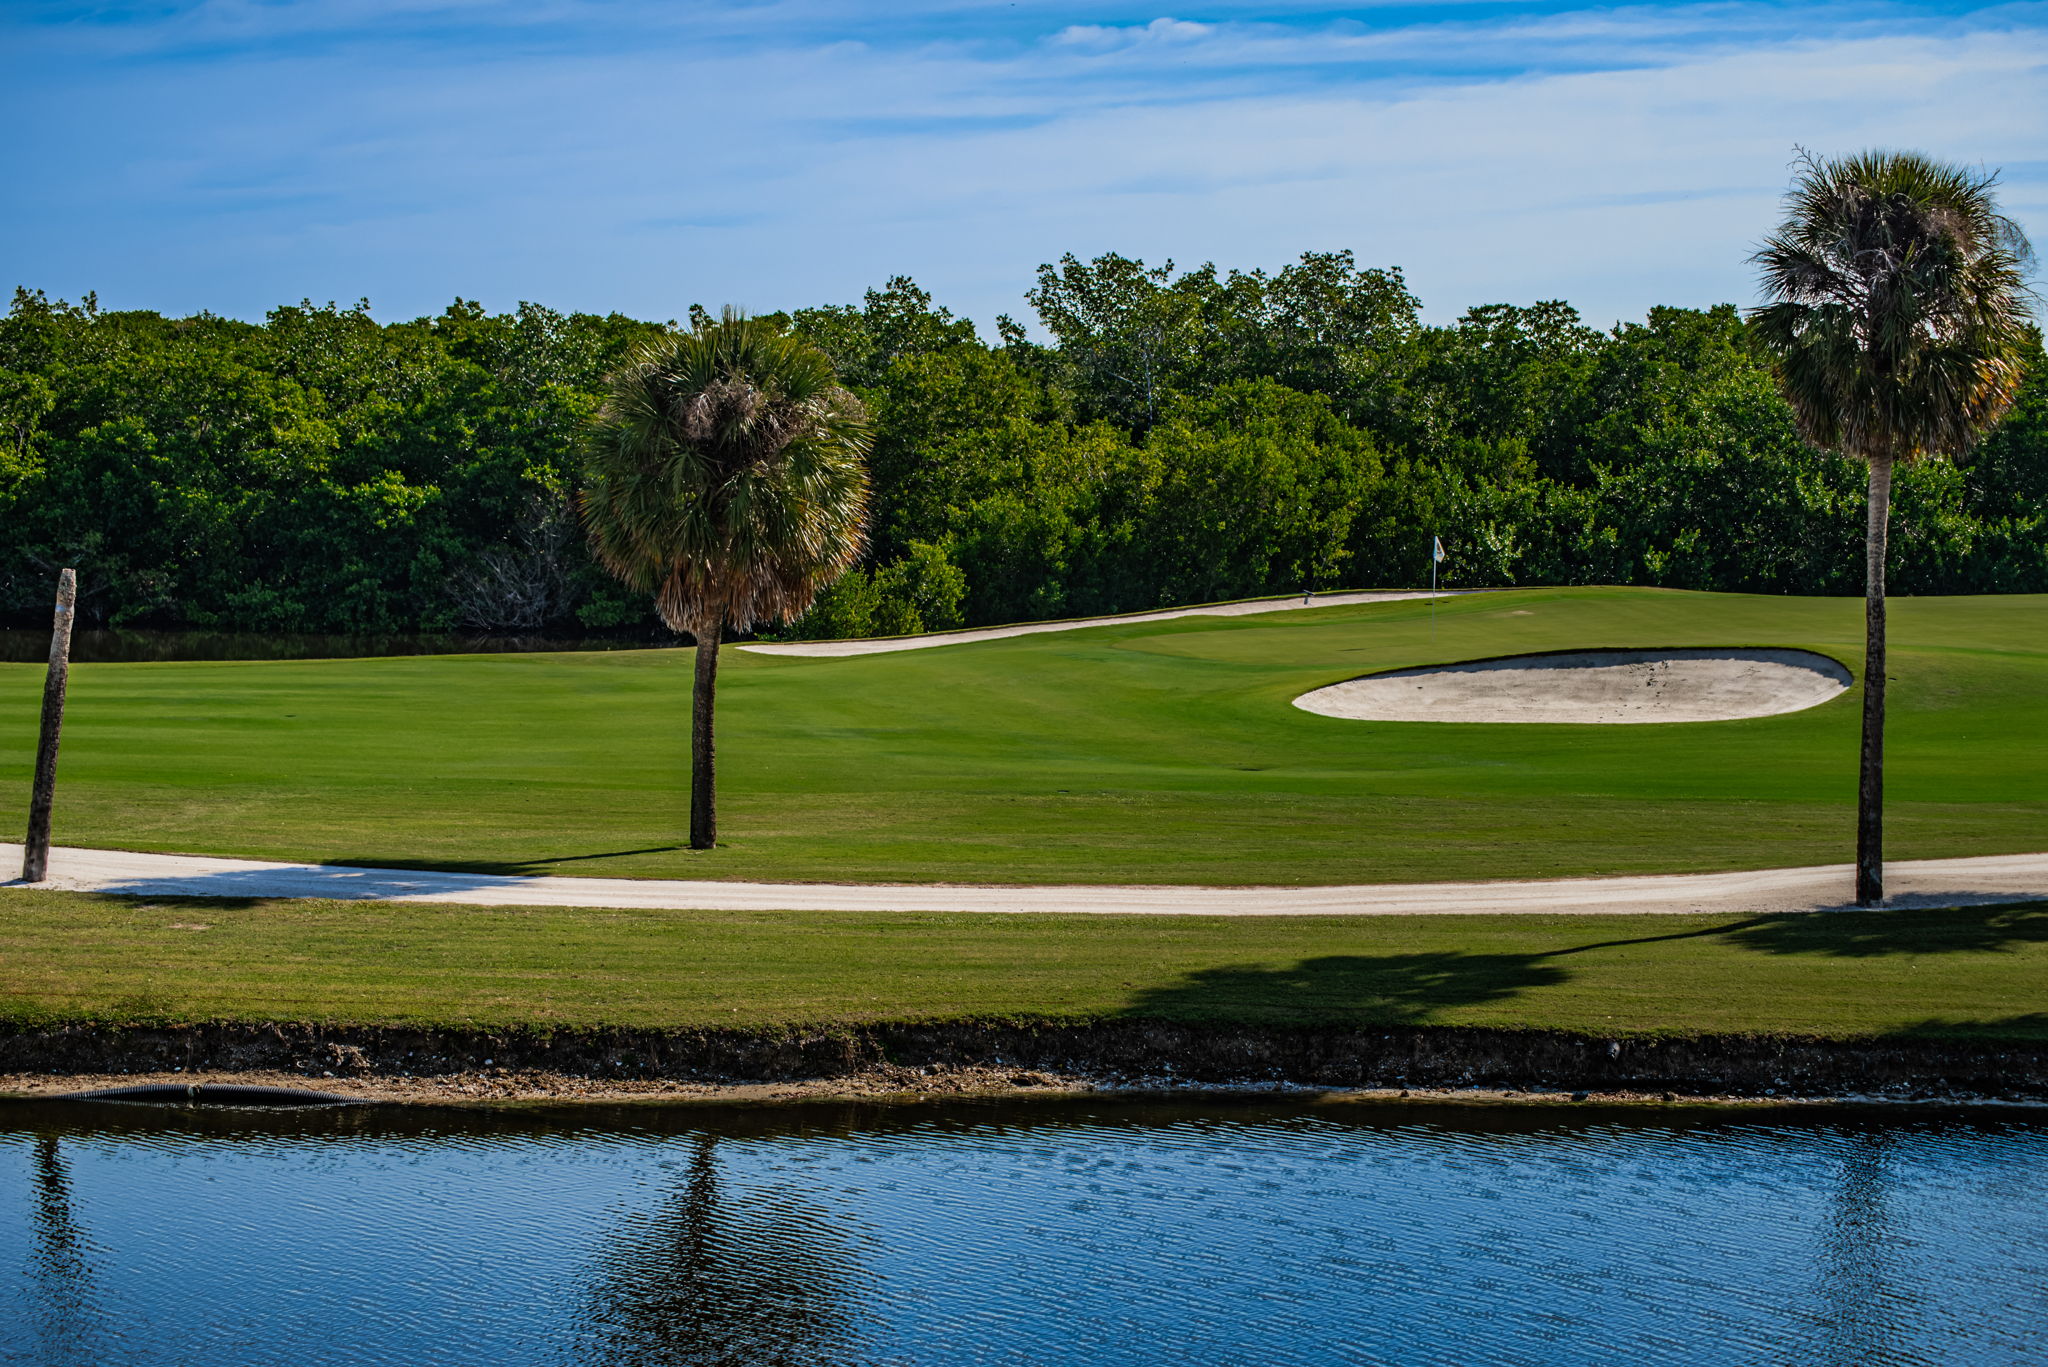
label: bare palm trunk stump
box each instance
[22,568,78,884]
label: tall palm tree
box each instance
[583,310,870,849]
[1752,150,2034,904]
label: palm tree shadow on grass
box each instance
[1725,903,2048,958]
[1121,920,1766,1026]
[1887,1012,2048,1042]
[326,847,689,877]
[1123,952,1575,1027]
[1121,906,2048,1028]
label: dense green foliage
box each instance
[3,589,2044,886]
[0,290,662,633]
[2,259,2041,637]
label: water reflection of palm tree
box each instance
[28,1131,100,1363]
[581,1133,874,1367]
[1814,1129,1905,1367]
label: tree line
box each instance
[2,253,2042,638]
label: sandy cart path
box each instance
[6,844,2045,916]
[739,589,1456,656]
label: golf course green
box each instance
[1,586,2042,887]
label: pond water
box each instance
[4,1096,2044,1367]
[0,628,682,664]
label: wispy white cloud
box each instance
[2,1,2042,329]
[1052,17,1217,49]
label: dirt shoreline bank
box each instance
[6,1068,2041,1110]
[5,1018,2045,1106]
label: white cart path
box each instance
[7,844,2046,916]
[738,589,1458,656]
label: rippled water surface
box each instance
[4,1097,2045,1366]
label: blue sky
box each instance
[4,0,2044,332]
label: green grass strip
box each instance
[5,889,2044,1041]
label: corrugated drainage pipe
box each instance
[53,1083,357,1106]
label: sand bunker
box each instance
[1294,648,1851,724]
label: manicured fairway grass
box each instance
[2,889,2044,1039]
[0,587,2043,885]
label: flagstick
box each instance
[1430,535,1437,641]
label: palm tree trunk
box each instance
[690,615,721,850]
[1856,453,1893,906]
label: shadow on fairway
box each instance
[72,893,277,913]
[1724,903,2048,958]
[326,847,689,876]
[1123,907,2048,1027]
[1884,1012,2048,1041]
[1124,952,1573,1026]
[1120,917,1785,1026]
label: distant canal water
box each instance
[5,1097,2045,1367]
[0,628,682,664]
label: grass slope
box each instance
[3,890,2044,1040]
[1,587,2043,885]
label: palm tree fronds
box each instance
[1749,149,2036,461]
[581,311,871,634]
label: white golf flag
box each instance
[1432,535,1446,563]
